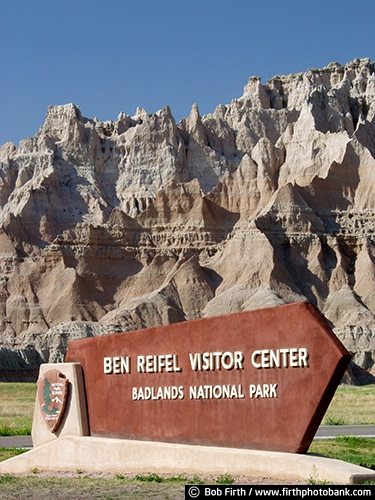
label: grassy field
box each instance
[0,383,35,435]
[0,383,374,436]
[309,435,375,470]
[0,446,27,462]
[0,472,191,499]
[321,384,375,425]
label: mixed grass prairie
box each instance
[1,382,374,434]
[0,383,35,435]
[309,435,375,470]
[0,473,189,499]
[322,385,375,425]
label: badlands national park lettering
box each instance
[103,347,309,401]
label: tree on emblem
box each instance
[37,369,68,433]
[42,377,59,415]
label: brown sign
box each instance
[65,302,351,453]
[37,369,69,433]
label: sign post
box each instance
[66,302,351,453]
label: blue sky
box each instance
[1,0,375,147]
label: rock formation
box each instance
[1,58,375,383]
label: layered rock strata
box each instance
[1,58,375,383]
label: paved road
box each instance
[314,425,375,439]
[0,435,33,448]
[0,426,374,449]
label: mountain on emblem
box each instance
[37,369,69,433]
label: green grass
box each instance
[0,382,374,436]
[0,425,32,436]
[2,381,375,433]
[0,383,35,434]
[0,473,234,499]
[309,436,375,470]
[0,475,187,499]
[216,473,235,484]
[322,384,375,425]
[0,447,28,462]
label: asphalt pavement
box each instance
[0,426,374,449]
[314,424,375,439]
[0,435,33,448]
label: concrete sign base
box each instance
[0,435,375,484]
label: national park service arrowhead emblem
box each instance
[37,369,69,432]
